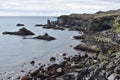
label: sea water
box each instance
[0,16,81,79]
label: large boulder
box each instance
[33,33,56,41]
[74,44,100,53]
[2,27,35,36]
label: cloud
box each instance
[0,0,119,16]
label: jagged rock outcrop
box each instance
[33,33,56,41]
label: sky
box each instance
[0,0,120,16]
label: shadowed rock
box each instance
[33,33,56,41]
[50,57,56,62]
[2,27,35,36]
[73,35,85,39]
[16,23,24,26]
[35,24,44,26]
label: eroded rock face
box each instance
[2,27,35,36]
[33,33,56,41]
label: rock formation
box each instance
[2,27,35,36]
[33,33,56,41]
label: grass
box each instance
[114,26,120,33]
[69,13,94,19]
[94,12,120,19]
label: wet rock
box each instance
[30,61,35,65]
[35,24,43,26]
[43,26,55,29]
[50,57,56,62]
[43,25,65,31]
[38,63,41,65]
[33,33,56,41]
[21,70,25,73]
[30,70,40,77]
[73,35,85,39]
[2,27,35,36]
[16,23,24,26]
[62,53,66,56]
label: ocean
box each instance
[0,16,80,79]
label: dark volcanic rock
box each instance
[43,25,55,29]
[73,35,85,39]
[35,24,44,26]
[74,44,100,53]
[16,23,24,26]
[2,27,35,36]
[31,61,35,65]
[33,33,56,41]
[50,57,56,62]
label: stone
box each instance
[16,23,24,26]
[35,24,43,26]
[50,57,56,62]
[74,44,100,53]
[30,61,35,65]
[33,33,56,41]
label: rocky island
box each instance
[33,33,56,41]
[2,27,35,36]
[23,33,56,41]
[20,9,120,80]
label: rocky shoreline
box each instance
[20,10,120,80]
[1,9,120,80]
[21,50,120,80]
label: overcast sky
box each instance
[0,0,120,16]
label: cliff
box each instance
[54,9,120,32]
